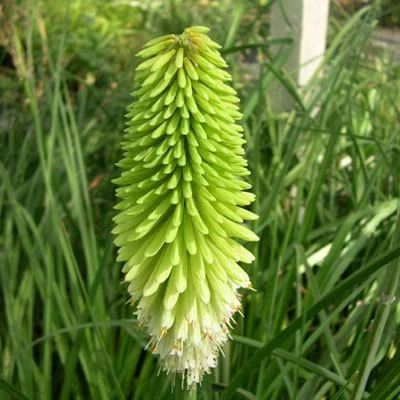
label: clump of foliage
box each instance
[0,1,399,400]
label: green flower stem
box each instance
[186,387,197,400]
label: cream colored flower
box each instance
[113,26,258,387]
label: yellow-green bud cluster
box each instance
[113,26,259,387]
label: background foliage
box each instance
[1,0,400,399]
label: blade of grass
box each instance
[0,376,30,400]
[352,205,400,400]
[221,244,400,399]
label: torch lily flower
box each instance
[113,26,259,387]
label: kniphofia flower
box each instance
[113,26,259,387]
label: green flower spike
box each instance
[113,26,259,387]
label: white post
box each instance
[270,0,330,110]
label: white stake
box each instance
[270,0,330,110]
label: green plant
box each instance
[1,2,399,400]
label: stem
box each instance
[186,387,197,400]
[352,205,400,400]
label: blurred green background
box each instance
[1,0,400,399]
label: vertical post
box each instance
[270,0,330,110]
